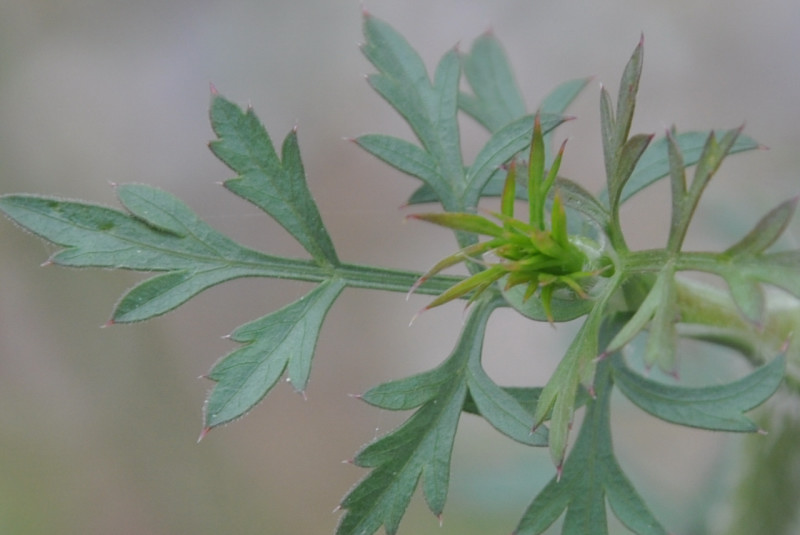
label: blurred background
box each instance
[1,1,799,533]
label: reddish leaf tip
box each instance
[780,335,793,353]
[209,82,218,96]
[347,392,363,400]
[101,319,114,328]
[556,462,564,482]
[39,258,54,267]
[197,426,211,443]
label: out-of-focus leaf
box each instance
[612,353,785,432]
[209,94,339,266]
[615,131,760,205]
[678,250,800,324]
[203,278,345,431]
[459,32,526,133]
[725,197,798,257]
[515,361,667,535]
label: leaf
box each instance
[642,266,678,372]
[405,114,570,206]
[466,350,548,446]
[361,14,464,210]
[678,250,800,324]
[725,197,799,257]
[354,134,441,190]
[501,279,594,323]
[603,269,661,354]
[463,114,541,207]
[408,212,504,237]
[0,185,301,322]
[617,130,760,204]
[611,352,785,432]
[208,94,339,266]
[554,177,611,230]
[607,133,653,216]
[338,298,496,535]
[203,278,345,431]
[614,36,644,153]
[532,304,605,468]
[515,361,667,535]
[459,32,527,133]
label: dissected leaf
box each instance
[203,278,345,431]
[678,250,800,324]
[404,113,568,206]
[361,13,464,211]
[617,130,759,204]
[515,361,667,535]
[466,349,548,446]
[532,304,606,468]
[612,353,785,431]
[209,94,339,266]
[724,197,799,257]
[338,298,496,535]
[459,32,527,133]
[0,186,299,322]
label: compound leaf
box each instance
[612,352,785,432]
[0,185,300,323]
[209,94,339,266]
[338,298,497,535]
[361,13,464,210]
[203,278,345,431]
[516,361,667,535]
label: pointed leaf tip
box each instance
[197,426,210,443]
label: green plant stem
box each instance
[229,254,475,297]
[334,262,469,295]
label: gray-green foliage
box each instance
[1,12,797,535]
